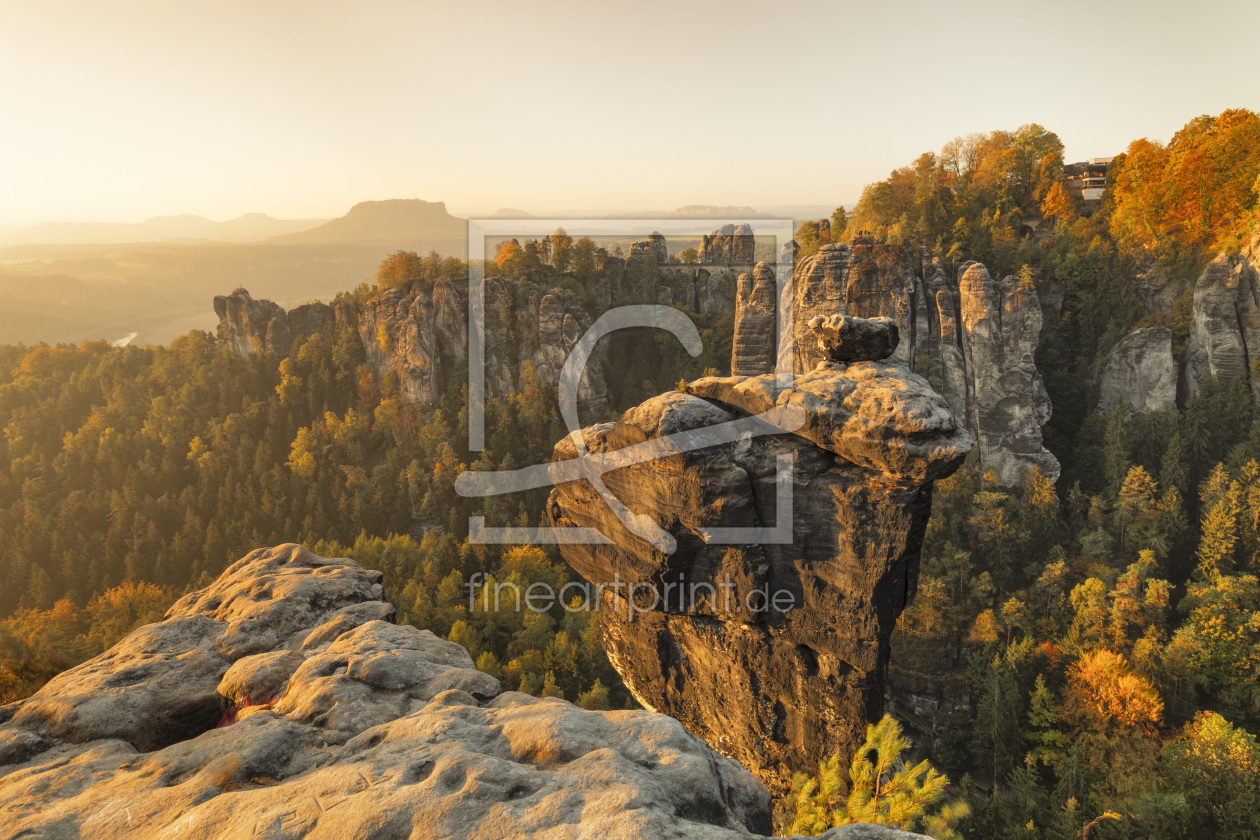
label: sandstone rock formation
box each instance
[1184,253,1260,407]
[778,241,1059,485]
[1097,326,1178,416]
[701,223,756,266]
[843,241,918,367]
[625,235,666,301]
[809,314,898,364]
[526,287,610,417]
[215,278,610,416]
[213,288,334,358]
[214,222,777,416]
[546,318,971,792]
[792,244,850,371]
[358,280,466,405]
[0,544,929,839]
[957,263,1058,485]
[731,262,780,376]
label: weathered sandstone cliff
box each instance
[1097,326,1178,416]
[0,544,926,840]
[358,279,466,405]
[701,223,756,266]
[1091,236,1260,421]
[731,262,779,376]
[547,317,970,792]
[957,263,1058,485]
[783,242,1057,485]
[215,281,611,418]
[1184,252,1260,407]
[214,223,767,414]
[213,288,335,358]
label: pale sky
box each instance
[2,0,1257,226]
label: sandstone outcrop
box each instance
[625,235,667,301]
[526,287,610,417]
[1097,326,1178,416]
[216,278,611,417]
[731,262,780,376]
[546,317,971,792]
[1,544,930,839]
[213,288,334,358]
[1184,253,1260,407]
[792,244,850,371]
[957,263,1058,485]
[843,241,918,367]
[776,241,1058,485]
[701,223,756,266]
[358,279,466,405]
[215,223,775,414]
[809,314,898,364]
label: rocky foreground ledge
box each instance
[0,544,925,840]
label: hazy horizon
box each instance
[4,0,1258,228]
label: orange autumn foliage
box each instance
[1068,649,1164,731]
[1109,108,1260,257]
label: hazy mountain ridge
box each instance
[0,212,328,246]
[0,199,470,346]
[266,199,465,247]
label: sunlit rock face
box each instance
[843,240,919,368]
[787,242,1058,486]
[792,244,851,371]
[957,263,1058,486]
[547,317,970,793]
[700,223,755,266]
[213,281,609,415]
[358,279,467,405]
[731,262,779,376]
[213,287,334,358]
[0,544,799,840]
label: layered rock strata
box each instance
[0,544,930,839]
[546,317,970,792]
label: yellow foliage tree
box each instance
[1068,649,1163,731]
[778,714,968,838]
